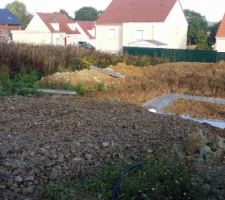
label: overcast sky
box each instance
[0,0,225,22]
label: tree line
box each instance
[6,1,221,50]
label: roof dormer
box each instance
[67,23,76,31]
[50,23,59,31]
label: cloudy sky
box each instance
[0,0,225,22]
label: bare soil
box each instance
[164,99,225,120]
[0,96,225,199]
[41,61,225,105]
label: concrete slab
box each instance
[90,65,125,79]
[38,89,76,95]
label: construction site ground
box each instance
[41,61,225,110]
[1,61,225,199]
[164,99,225,120]
[0,96,225,199]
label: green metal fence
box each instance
[217,52,225,61]
[123,47,225,63]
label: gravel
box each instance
[0,95,224,199]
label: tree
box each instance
[75,7,99,21]
[208,22,220,47]
[59,9,72,20]
[184,9,209,49]
[6,1,32,29]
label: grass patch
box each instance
[44,177,79,200]
[74,82,93,96]
[96,82,105,92]
[44,150,208,200]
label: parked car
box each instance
[78,41,95,49]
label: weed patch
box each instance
[0,64,11,91]
[74,82,93,96]
[96,82,105,92]
[0,65,41,96]
[44,151,208,200]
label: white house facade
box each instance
[12,13,96,46]
[215,14,225,52]
[96,0,188,53]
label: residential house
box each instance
[12,12,95,46]
[0,9,21,42]
[74,20,96,46]
[76,21,95,39]
[215,13,225,52]
[96,0,188,53]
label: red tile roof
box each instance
[216,13,225,37]
[37,12,80,34]
[97,0,177,24]
[76,21,95,39]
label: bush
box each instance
[11,70,40,95]
[0,65,40,96]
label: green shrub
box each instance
[0,90,11,97]
[96,82,105,92]
[68,57,90,71]
[74,82,92,96]
[0,68,40,96]
[10,70,40,96]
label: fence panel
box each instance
[185,49,217,62]
[123,47,225,63]
[217,52,225,61]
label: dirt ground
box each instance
[0,96,225,199]
[41,61,225,105]
[1,61,225,199]
[164,99,225,120]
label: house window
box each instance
[51,23,60,31]
[136,30,143,41]
[108,29,115,40]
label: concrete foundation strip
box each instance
[38,89,76,95]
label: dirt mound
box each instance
[41,69,115,89]
[111,63,146,77]
[164,99,225,120]
[40,61,225,105]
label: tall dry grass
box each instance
[0,43,168,77]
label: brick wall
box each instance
[0,24,21,42]
[0,24,21,32]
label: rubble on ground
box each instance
[0,96,224,199]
